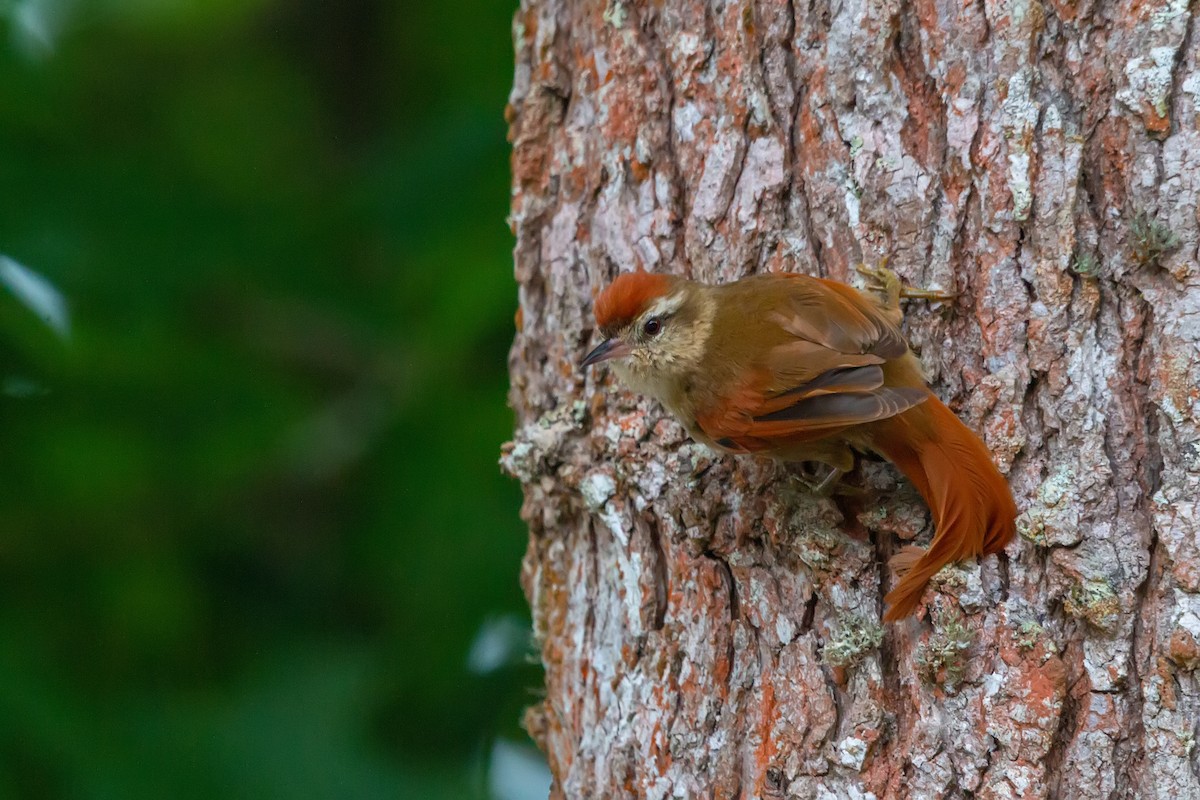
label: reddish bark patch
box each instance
[892,15,946,171]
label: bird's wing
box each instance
[695,277,927,452]
[769,278,909,363]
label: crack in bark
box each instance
[896,0,950,280]
[649,517,670,631]
[1124,511,1162,795]
[778,0,818,279]
[1045,655,1086,799]
[637,3,688,274]
[1166,0,1196,139]
[873,499,910,775]
[1121,296,1165,794]
[800,589,817,634]
[704,547,740,622]
[1094,282,1155,797]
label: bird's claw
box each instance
[899,285,959,302]
[794,465,863,497]
[856,260,957,305]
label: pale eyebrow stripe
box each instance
[645,292,684,318]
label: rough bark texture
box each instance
[500,0,1200,796]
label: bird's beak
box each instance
[580,338,630,369]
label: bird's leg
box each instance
[812,465,846,495]
[793,448,861,496]
[793,462,846,495]
[797,464,869,497]
[856,259,957,313]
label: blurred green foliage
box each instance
[0,0,534,797]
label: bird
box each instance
[580,265,1016,621]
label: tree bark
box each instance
[501,0,1200,796]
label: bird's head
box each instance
[580,270,713,394]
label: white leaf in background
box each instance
[467,614,533,675]
[7,0,67,60]
[489,739,551,800]
[0,254,70,339]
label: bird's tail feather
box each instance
[871,394,1016,621]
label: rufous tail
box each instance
[870,393,1016,621]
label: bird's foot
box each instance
[856,260,957,308]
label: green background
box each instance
[0,1,536,797]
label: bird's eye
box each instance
[643,317,662,336]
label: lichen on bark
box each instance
[502,0,1200,796]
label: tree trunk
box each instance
[501,0,1200,796]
